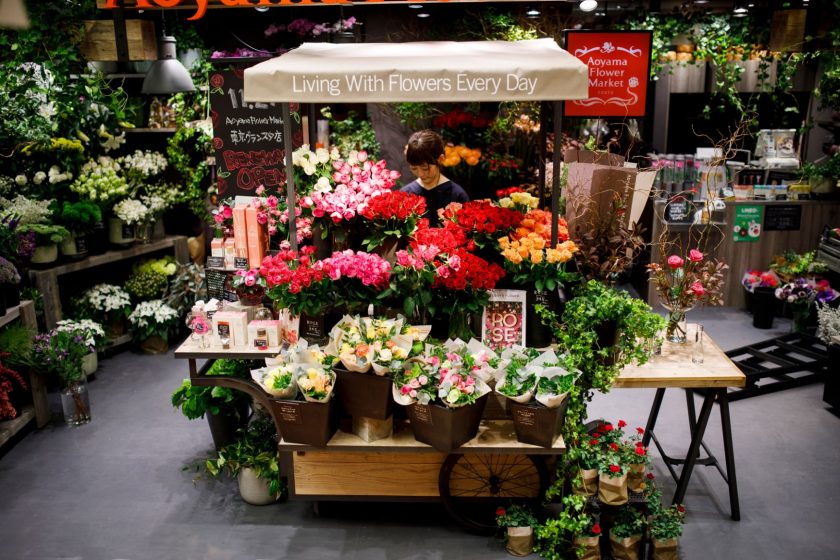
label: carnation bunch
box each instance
[128,299,179,343]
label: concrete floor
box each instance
[0,308,838,560]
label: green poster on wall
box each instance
[733,205,763,242]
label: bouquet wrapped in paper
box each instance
[466,338,505,385]
[535,365,578,408]
[296,366,336,403]
[495,347,544,403]
[251,364,298,399]
[392,343,490,407]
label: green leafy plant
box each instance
[205,413,285,500]
[18,223,70,245]
[125,270,169,301]
[59,200,101,233]
[166,124,213,219]
[536,373,576,397]
[648,503,685,541]
[322,107,381,158]
[170,359,257,421]
[390,102,436,129]
[610,505,645,539]
[496,504,538,542]
[0,323,34,368]
[533,493,589,560]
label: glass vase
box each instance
[60,378,91,427]
[662,302,693,344]
[791,303,812,334]
[136,221,154,244]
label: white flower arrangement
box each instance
[817,301,840,344]
[70,158,129,203]
[140,194,168,216]
[14,174,27,186]
[33,171,47,185]
[292,144,340,177]
[113,198,151,225]
[56,319,105,348]
[0,194,54,225]
[48,165,73,184]
[79,284,132,314]
[128,299,179,341]
[120,150,168,178]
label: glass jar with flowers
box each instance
[232,268,267,306]
[73,283,132,339]
[110,198,151,248]
[31,329,94,426]
[55,319,105,377]
[648,248,727,343]
[128,299,180,354]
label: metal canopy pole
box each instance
[281,102,297,250]
[550,101,562,247]
[537,101,548,205]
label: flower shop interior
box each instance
[1,1,839,559]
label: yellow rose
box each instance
[530,249,544,264]
[546,249,561,263]
[499,197,512,208]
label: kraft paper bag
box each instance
[506,526,534,557]
[574,535,601,560]
[598,472,628,506]
[627,462,646,493]
[609,533,641,560]
[572,468,599,497]
[652,538,679,560]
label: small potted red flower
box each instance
[232,268,267,306]
[495,504,538,556]
[574,517,602,560]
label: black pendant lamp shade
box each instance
[141,36,196,95]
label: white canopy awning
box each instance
[244,38,589,103]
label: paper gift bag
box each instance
[627,462,646,493]
[598,472,628,505]
[609,533,641,560]
[572,468,599,497]
[506,526,534,557]
[574,535,601,560]
[652,538,679,560]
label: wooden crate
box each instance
[80,20,157,61]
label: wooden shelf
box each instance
[0,301,24,329]
[124,128,177,134]
[0,406,35,448]
[105,73,146,80]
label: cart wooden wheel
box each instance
[439,453,549,534]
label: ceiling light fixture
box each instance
[142,35,196,95]
[526,8,541,19]
[255,5,270,11]
[417,12,430,18]
[580,0,598,12]
[408,4,423,8]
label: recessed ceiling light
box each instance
[580,0,598,13]
[526,8,541,18]
[417,13,430,18]
[408,4,423,8]
[255,6,269,12]
[694,0,709,4]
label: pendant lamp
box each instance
[142,35,196,95]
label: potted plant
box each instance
[205,414,284,506]
[55,319,105,377]
[647,248,727,343]
[232,268,267,306]
[0,256,21,316]
[496,504,538,557]
[648,503,685,560]
[609,505,645,560]
[127,299,179,354]
[58,200,101,260]
[18,223,70,266]
[30,329,93,426]
[171,359,255,451]
[570,438,601,497]
[110,198,151,248]
[573,517,603,560]
[741,269,781,328]
[597,454,628,506]
[125,269,169,302]
[73,283,132,339]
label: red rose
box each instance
[496,507,506,517]
[209,73,224,89]
[690,282,705,296]
[618,419,627,428]
[609,465,620,473]
[689,249,704,262]
[635,446,646,456]
[603,424,613,431]
[646,473,655,480]
[609,443,619,452]
[636,427,645,435]
[591,523,602,535]
[677,505,685,513]
[589,439,599,446]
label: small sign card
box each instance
[482,289,527,351]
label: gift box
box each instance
[248,320,282,348]
[212,311,248,348]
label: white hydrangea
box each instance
[56,319,105,347]
[120,150,168,178]
[113,198,151,225]
[129,299,179,330]
[81,284,131,313]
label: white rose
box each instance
[14,175,27,185]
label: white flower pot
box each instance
[31,244,58,265]
[108,217,135,248]
[237,467,277,505]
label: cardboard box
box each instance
[245,205,268,269]
[212,311,248,348]
[248,320,283,348]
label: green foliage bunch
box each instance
[496,503,539,530]
[610,505,645,539]
[59,200,101,233]
[166,124,213,219]
[125,270,168,301]
[205,413,285,500]
[170,359,256,421]
[533,494,589,560]
[322,107,381,159]
[647,482,686,541]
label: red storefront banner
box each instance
[563,30,652,118]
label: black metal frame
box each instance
[722,333,829,401]
[642,388,740,521]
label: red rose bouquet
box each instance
[260,243,331,316]
[441,200,522,248]
[360,191,426,252]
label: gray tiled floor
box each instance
[0,308,838,559]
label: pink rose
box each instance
[213,214,224,224]
[255,185,266,195]
[667,255,685,269]
[222,206,233,218]
[400,385,411,395]
[448,254,461,271]
[266,195,279,208]
[690,281,705,296]
[244,274,256,287]
[689,249,704,262]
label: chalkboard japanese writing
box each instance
[764,205,802,231]
[209,65,286,198]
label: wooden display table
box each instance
[29,235,189,330]
[616,324,745,520]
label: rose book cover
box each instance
[482,289,527,351]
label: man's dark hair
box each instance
[405,129,445,166]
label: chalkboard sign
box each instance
[764,204,802,231]
[664,198,695,223]
[209,64,288,198]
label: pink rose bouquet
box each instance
[318,250,392,310]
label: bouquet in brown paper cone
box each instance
[496,504,538,557]
[573,518,603,560]
[609,505,644,560]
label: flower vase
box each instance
[108,217,135,248]
[60,378,91,426]
[662,303,693,343]
[30,244,58,266]
[136,221,154,244]
[59,232,89,261]
[447,311,475,341]
[791,303,812,334]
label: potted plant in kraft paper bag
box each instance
[128,299,179,354]
[495,504,539,557]
[232,268,267,306]
[648,500,685,560]
[573,517,603,560]
[205,414,285,506]
[609,505,645,560]
[393,342,491,452]
[31,329,93,426]
[648,248,726,343]
[597,443,628,506]
[570,437,601,498]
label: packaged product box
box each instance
[248,320,282,348]
[226,301,261,322]
[733,184,753,200]
[212,311,248,348]
[245,205,268,269]
[232,205,249,265]
[753,184,775,200]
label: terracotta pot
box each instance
[237,467,277,506]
